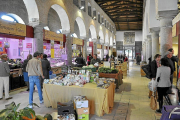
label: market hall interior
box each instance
[0,0,180,120]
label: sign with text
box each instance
[26,43,32,48]
[0,19,26,36]
[97,44,101,49]
[72,38,83,46]
[44,30,63,41]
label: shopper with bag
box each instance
[155,58,172,113]
[149,54,161,98]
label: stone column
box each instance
[159,18,173,57]
[102,44,104,59]
[146,40,149,62]
[151,29,160,58]
[147,35,152,59]
[83,39,88,60]
[143,42,146,61]
[65,34,72,66]
[34,25,44,53]
[93,40,97,54]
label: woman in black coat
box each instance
[151,54,161,80]
[41,54,51,79]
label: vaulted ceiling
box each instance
[95,0,143,31]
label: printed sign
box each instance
[97,44,101,49]
[0,19,26,36]
[44,30,63,41]
[26,43,32,48]
[72,38,83,46]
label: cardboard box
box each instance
[78,114,89,120]
[76,108,89,115]
[76,100,88,108]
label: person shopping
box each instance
[41,54,51,84]
[22,54,32,91]
[155,58,172,113]
[75,54,85,68]
[26,52,44,108]
[148,54,161,98]
[0,55,12,100]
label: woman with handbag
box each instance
[155,58,172,113]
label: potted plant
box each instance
[0,102,39,120]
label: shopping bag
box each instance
[160,105,180,120]
[141,64,152,79]
[150,93,157,110]
[148,79,157,92]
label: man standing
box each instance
[75,54,85,67]
[164,51,174,94]
[0,55,12,100]
[26,52,44,108]
[91,54,101,65]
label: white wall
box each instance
[116,31,142,41]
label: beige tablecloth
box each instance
[43,83,115,116]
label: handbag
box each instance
[141,64,152,79]
[150,92,157,110]
[160,105,180,120]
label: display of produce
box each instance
[98,67,118,73]
[48,58,65,67]
[44,69,115,89]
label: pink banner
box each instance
[26,43,32,48]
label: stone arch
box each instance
[99,30,104,43]
[0,0,29,24]
[75,17,86,38]
[23,0,39,23]
[51,4,70,33]
[89,25,97,40]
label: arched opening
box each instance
[105,33,109,45]
[0,0,29,24]
[51,4,70,33]
[99,30,104,44]
[47,7,61,32]
[75,17,86,38]
[0,14,25,24]
[89,25,97,41]
[110,37,113,46]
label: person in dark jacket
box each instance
[106,54,109,61]
[168,48,178,72]
[151,54,161,80]
[75,54,85,67]
[22,54,32,91]
[164,51,174,94]
[41,54,51,87]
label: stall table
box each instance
[43,83,115,117]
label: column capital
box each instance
[150,27,160,33]
[157,10,178,20]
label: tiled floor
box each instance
[0,62,179,120]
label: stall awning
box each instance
[72,37,83,46]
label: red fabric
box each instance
[124,57,128,62]
[87,56,90,62]
[178,68,180,79]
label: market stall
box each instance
[43,30,66,75]
[72,37,84,65]
[97,44,102,60]
[43,69,116,117]
[0,19,34,90]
